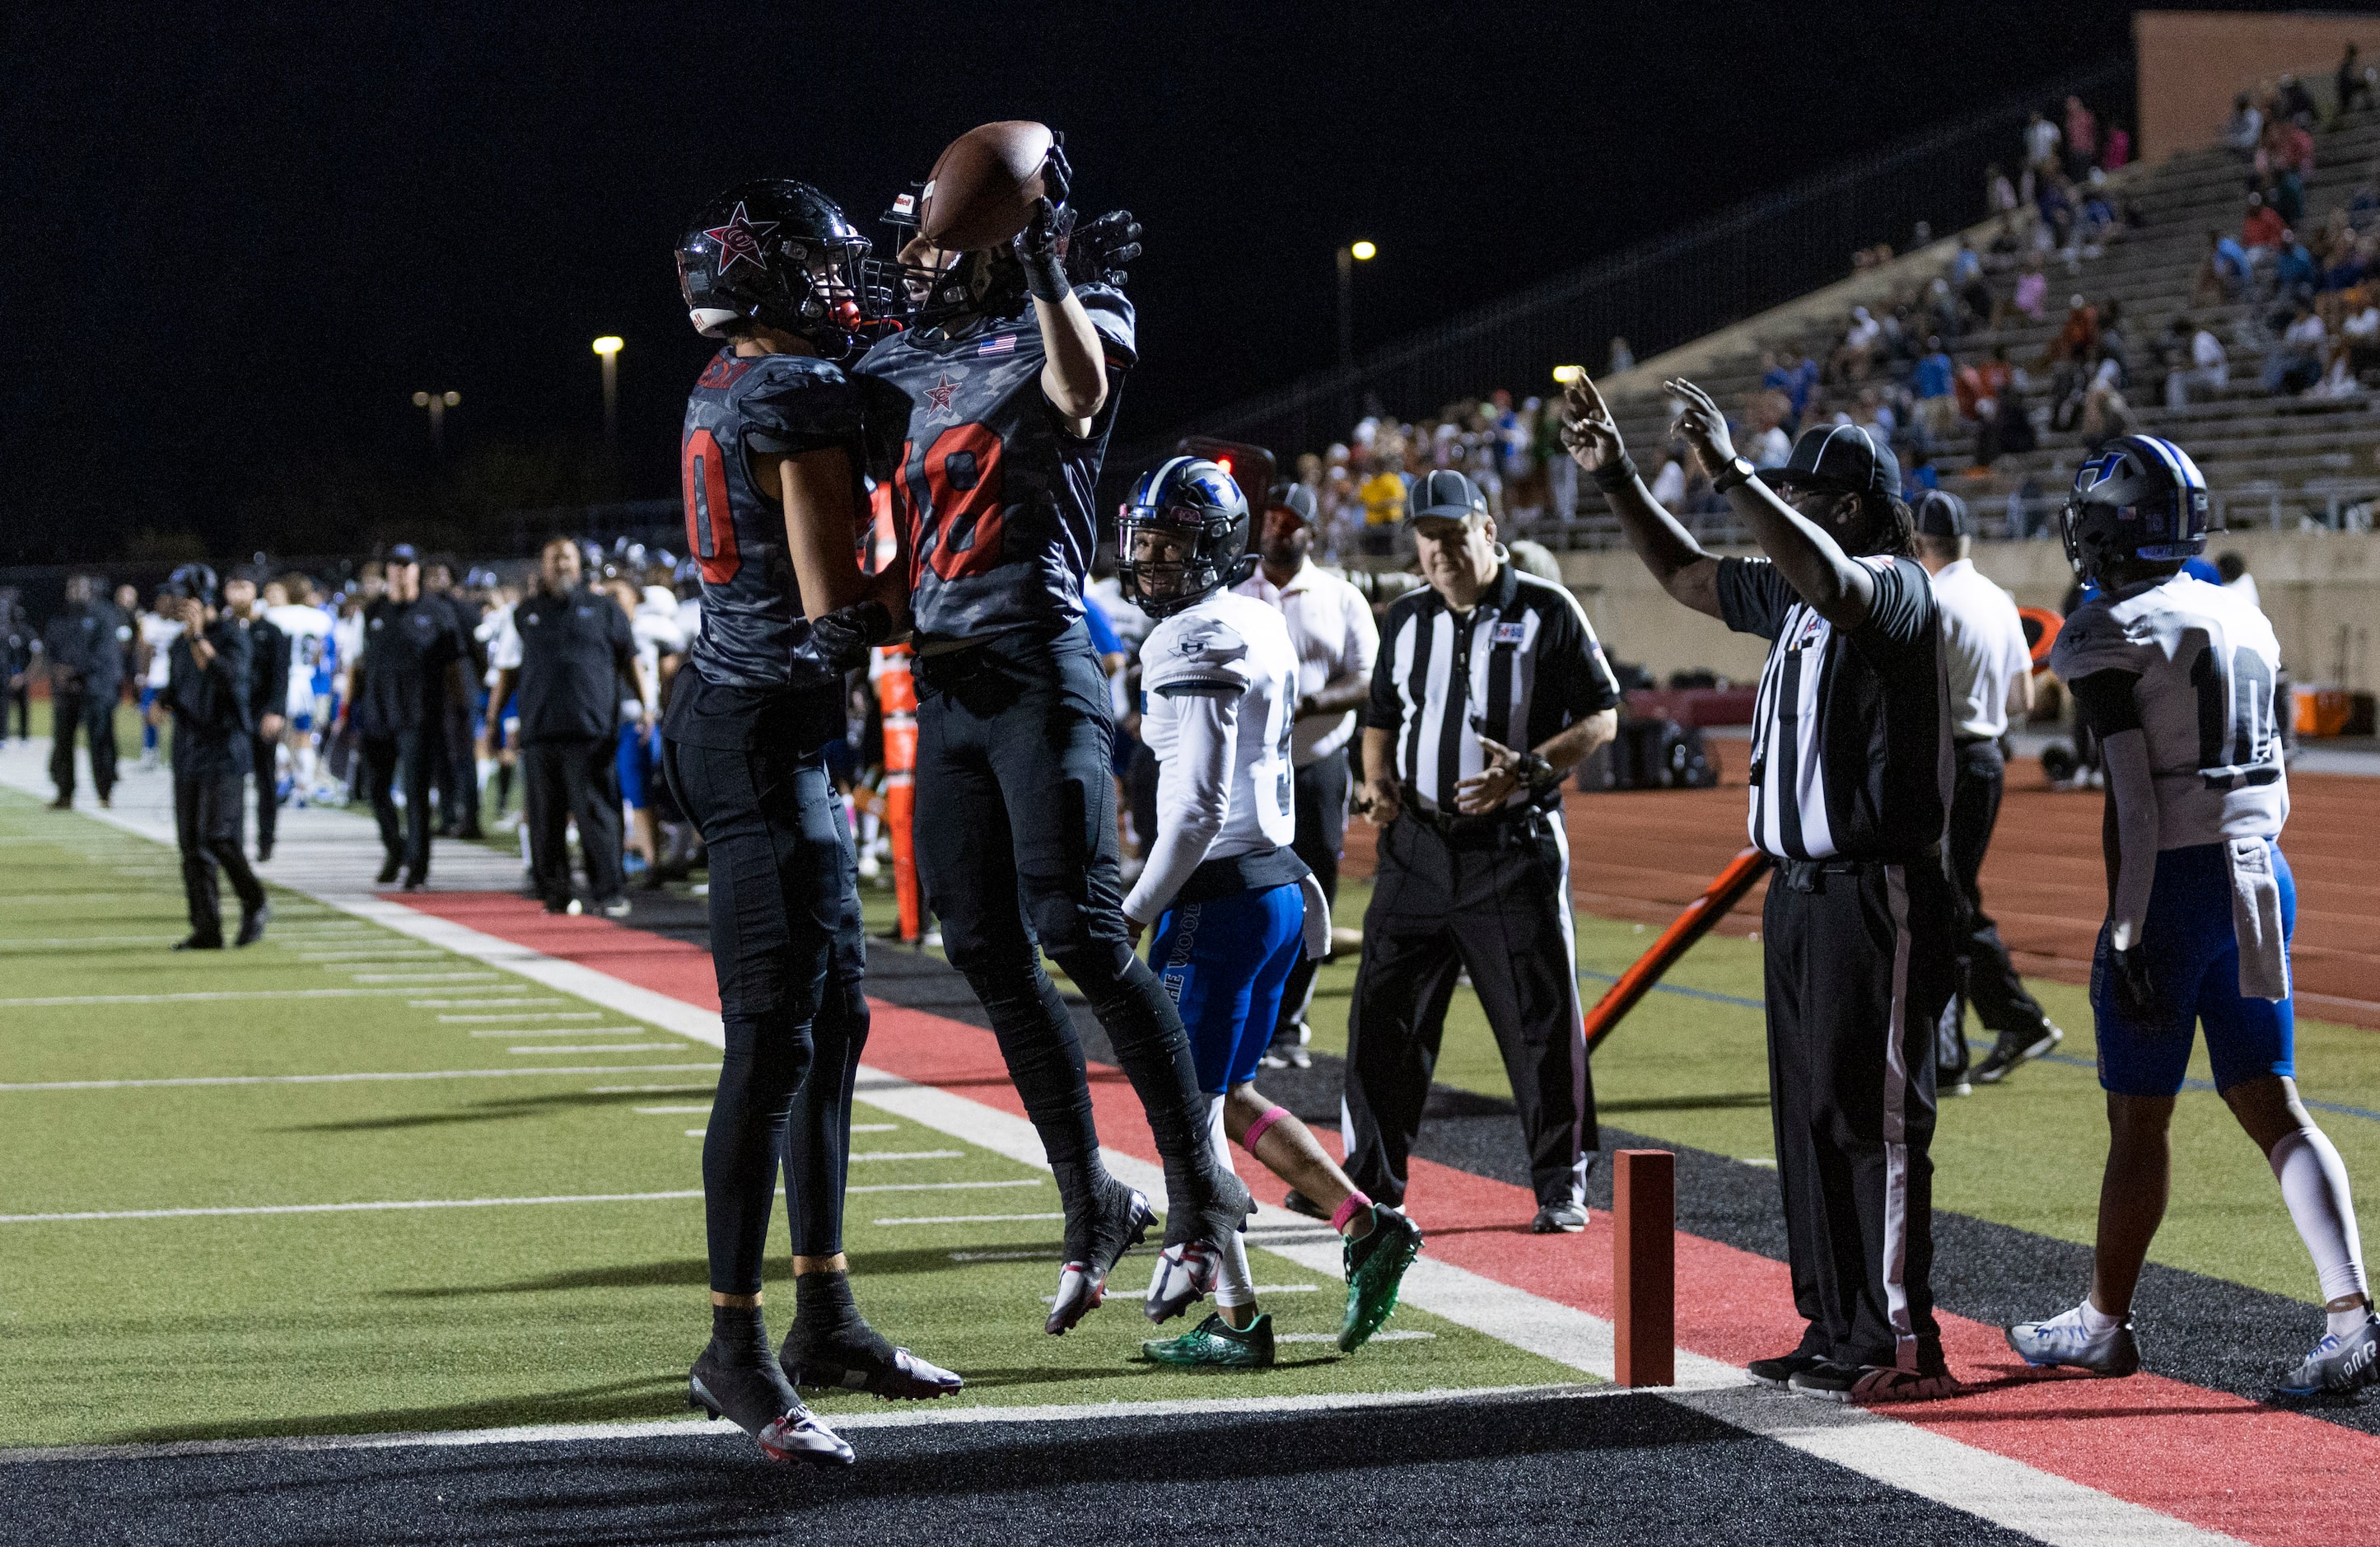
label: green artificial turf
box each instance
[0,791,1575,1448]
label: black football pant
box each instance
[663,738,868,1293]
[1272,748,1351,1045]
[49,686,118,802]
[912,623,1212,1180]
[1945,740,2053,1073]
[520,736,624,907]
[175,771,264,941]
[8,679,30,739]
[249,733,279,853]
[1343,808,1597,1211]
[1762,855,1953,1372]
[362,727,435,882]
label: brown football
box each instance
[918,120,1057,253]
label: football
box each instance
[918,120,1057,253]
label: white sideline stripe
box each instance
[0,777,2247,1543]
[1281,1331,1435,1344]
[849,1180,1042,1195]
[875,1212,1065,1226]
[590,1083,712,1094]
[347,972,498,983]
[950,1249,1052,1262]
[0,1383,1596,1464]
[0,988,464,1007]
[850,1149,964,1161]
[0,1064,718,1092]
[441,1012,602,1023]
[507,1042,676,1054]
[0,935,180,949]
[852,1123,896,1132]
[471,1027,646,1038]
[0,1190,706,1223]
[409,999,559,1009]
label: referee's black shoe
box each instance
[1747,1351,1830,1389]
[1973,1023,2065,1084]
[1788,1354,1957,1404]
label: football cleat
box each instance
[1747,1351,1831,1389]
[1278,1188,1331,1222]
[688,1343,854,1466]
[1788,1359,1958,1404]
[1340,1206,1424,1352]
[1044,1172,1155,1336]
[781,1326,963,1401]
[1142,1311,1275,1369]
[2275,1315,2380,1399]
[1531,1201,1589,1234]
[1972,1023,2065,1084]
[2005,1303,2142,1376]
[1144,1241,1224,1324]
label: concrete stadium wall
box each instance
[1551,530,2380,691]
[2136,9,2380,158]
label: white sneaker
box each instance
[2006,1303,2140,1376]
[2277,1315,2380,1398]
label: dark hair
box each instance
[2216,550,2247,583]
[1859,494,1917,559]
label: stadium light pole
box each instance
[411,390,460,456]
[592,335,623,448]
[1336,240,1376,371]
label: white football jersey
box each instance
[139,612,182,688]
[1124,590,1300,919]
[266,603,334,716]
[2050,574,2288,848]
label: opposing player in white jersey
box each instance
[1116,458,1423,1367]
[2009,436,2375,1397]
[265,578,337,805]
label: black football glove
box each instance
[1013,197,1071,304]
[807,600,894,675]
[1066,208,1143,291]
[2110,943,2165,1025]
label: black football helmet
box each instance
[1118,457,1253,618]
[2059,433,2210,587]
[164,563,220,610]
[676,180,876,358]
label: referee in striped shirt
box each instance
[1343,470,1621,1235]
[1563,376,1958,1403]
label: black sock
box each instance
[711,1302,770,1359]
[791,1270,891,1359]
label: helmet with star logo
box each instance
[1118,456,1254,618]
[675,180,881,359]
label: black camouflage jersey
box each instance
[855,286,1135,645]
[665,348,863,752]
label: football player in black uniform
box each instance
[662,179,957,1468]
[811,154,1249,1334]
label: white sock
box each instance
[2077,1297,2122,1335]
[2270,1126,2369,1310]
[1205,1096,1257,1310]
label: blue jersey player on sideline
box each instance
[805,138,1255,1335]
[1112,459,1426,1367]
[663,179,959,1470]
[2009,436,2377,1398]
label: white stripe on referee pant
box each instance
[0,755,2242,1544]
[1881,862,1916,1369]
[1547,811,1590,1209]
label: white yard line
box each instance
[0,988,478,1008]
[0,1190,706,1223]
[0,1064,719,1093]
[875,1211,1066,1227]
[440,1012,604,1023]
[470,1027,647,1038]
[849,1150,964,1162]
[506,1042,679,1054]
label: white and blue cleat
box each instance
[2005,1304,2142,1376]
[2276,1316,2380,1400]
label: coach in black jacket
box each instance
[161,565,268,950]
[224,573,290,862]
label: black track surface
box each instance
[13,1390,2047,1547]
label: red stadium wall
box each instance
[2136,8,2380,157]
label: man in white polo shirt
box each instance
[1235,483,1378,1071]
[1914,489,2064,1092]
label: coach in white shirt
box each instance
[1234,484,1378,1067]
[1915,491,2065,1092]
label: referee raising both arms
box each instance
[1564,376,1957,1403]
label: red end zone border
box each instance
[399,892,2373,1547]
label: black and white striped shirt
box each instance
[1716,554,1952,862]
[1368,563,1621,813]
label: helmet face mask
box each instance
[1118,458,1252,619]
[2058,435,2211,587]
[677,180,878,358]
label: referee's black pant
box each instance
[1946,739,2054,1070]
[1344,806,1595,1212]
[1763,854,1953,1372]
[520,736,624,908]
[1272,747,1351,1046]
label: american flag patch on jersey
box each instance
[978,332,1018,357]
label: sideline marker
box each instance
[1612,1148,1674,1387]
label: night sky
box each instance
[7,2,2206,565]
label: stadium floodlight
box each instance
[592,336,624,446]
[411,390,460,453]
[1552,364,1584,384]
[1350,240,1376,261]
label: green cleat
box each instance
[1340,1206,1425,1352]
[1141,1311,1275,1368]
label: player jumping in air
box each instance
[809,136,1254,1334]
[1114,458,1425,1366]
[2008,435,2377,1398]
[665,179,959,1468]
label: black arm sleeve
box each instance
[1714,557,1794,640]
[2067,668,2144,736]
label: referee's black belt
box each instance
[1953,733,2000,749]
[1771,844,1942,893]
[1398,793,1547,847]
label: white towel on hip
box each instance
[2228,839,2291,1002]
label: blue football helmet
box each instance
[2059,434,2210,585]
[1118,456,1253,617]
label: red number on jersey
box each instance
[907,422,1006,582]
[681,428,740,585]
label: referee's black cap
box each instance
[1405,469,1489,526]
[1912,488,1969,538]
[1757,424,1901,501]
[1267,482,1318,525]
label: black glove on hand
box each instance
[1013,197,1071,304]
[807,600,893,674]
[2111,943,2164,1024]
[1066,208,1143,290]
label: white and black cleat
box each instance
[688,1348,855,1465]
[783,1330,963,1400]
[1973,1023,2065,1084]
[2005,1304,2141,1376]
[1044,1180,1155,1336]
[1143,1241,1223,1325]
[2276,1315,2380,1399]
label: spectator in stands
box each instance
[1536,398,1577,521]
[2194,227,2252,305]
[2096,298,2130,382]
[2340,290,2380,376]
[1762,348,1818,425]
[2062,96,2098,181]
[2342,44,2378,115]
[1740,392,1793,468]
[2265,301,2327,395]
[2275,228,2320,308]
[2023,109,2060,175]
[1986,162,2019,215]
[2164,317,2230,409]
[1648,440,1692,513]
[2046,294,2099,366]
[2276,72,2318,127]
[2242,193,2285,264]
[1356,450,1408,553]
[2006,252,2048,326]
[1832,306,1881,384]
[2223,92,2263,154]
[2103,121,2132,170]
[1608,336,1634,373]
[1951,241,1992,329]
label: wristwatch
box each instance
[1515,751,1560,793]
[1711,456,1758,494]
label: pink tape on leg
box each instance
[1331,1192,1374,1234]
[1239,1105,1291,1154]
